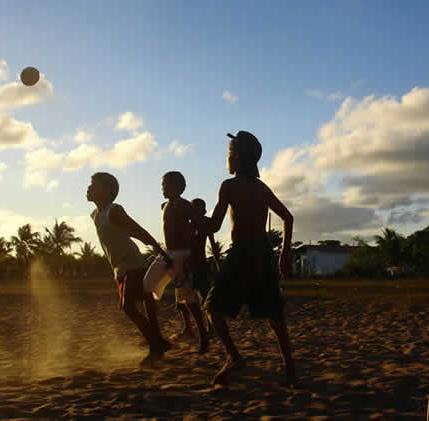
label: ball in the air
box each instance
[20,66,40,86]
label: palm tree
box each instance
[406,225,429,275]
[76,242,97,260]
[374,228,406,267]
[267,229,283,252]
[43,220,82,256]
[0,237,12,263]
[11,224,41,264]
[208,240,225,259]
[43,220,82,277]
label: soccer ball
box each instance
[20,67,40,86]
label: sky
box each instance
[1,0,429,251]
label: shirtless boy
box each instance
[204,131,297,385]
[175,198,221,336]
[191,198,221,302]
[144,171,209,353]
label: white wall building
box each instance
[294,243,357,276]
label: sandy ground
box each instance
[0,280,428,419]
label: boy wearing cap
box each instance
[205,131,297,385]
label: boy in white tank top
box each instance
[87,172,172,364]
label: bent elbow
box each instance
[212,221,221,233]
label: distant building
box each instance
[293,241,358,276]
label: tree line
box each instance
[342,226,429,278]
[0,221,111,280]
[1,221,428,280]
[267,225,429,278]
[0,220,226,281]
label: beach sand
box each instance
[0,280,428,419]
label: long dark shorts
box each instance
[204,238,284,320]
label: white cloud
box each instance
[65,132,157,170]
[0,162,7,182]
[73,130,93,144]
[0,76,53,111]
[63,143,99,170]
[0,72,53,151]
[23,147,64,189]
[104,132,156,167]
[305,89,345,102]
[222,90,239,104]
[262,86,429,241]
[0,209,45,239]
[167,140,193,157]
[115,111,143,133]
[0,59,8,81]
[314,87,429,208]
[46,180,60,191]
[24,132,158,183]
[0,113,45,150]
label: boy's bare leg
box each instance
[123,301,166,364]
[177,303,194,337]
[143,292,172,351]
[268,318,297,384]
[208,311,245,384]
[123,302,155,346]
[209,311,241,359]
[186,302,209,354]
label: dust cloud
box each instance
[0,262,145,381]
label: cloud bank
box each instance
[262,87,429,240]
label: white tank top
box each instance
[91,203,147,280]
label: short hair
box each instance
[92,172,119,201]
[163,171,186,194]
[192,198,206,208]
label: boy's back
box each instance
[162,197,193,250]
[220,177,271,243]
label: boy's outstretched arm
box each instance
[209,181,229,233]
[110,205,170,261]
[266,187,294,278]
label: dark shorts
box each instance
[204,238,284,320]
[116,268,145,310]
[193,262,211,302]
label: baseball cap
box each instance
[227,130,262,177]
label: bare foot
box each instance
[140,339,172,366]
[212,356,246,385]
[139,351,164,366]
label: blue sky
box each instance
[1,1,429,248]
